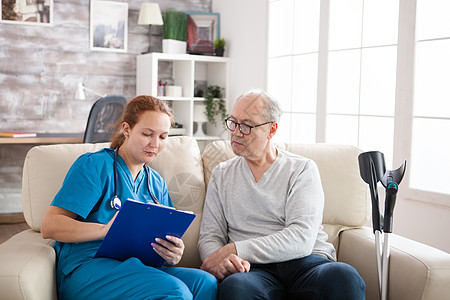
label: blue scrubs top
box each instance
[51,148,173,283]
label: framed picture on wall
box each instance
[0,0,53,26]
[186,12,220,55]
[90,1,128,53]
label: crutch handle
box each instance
[383,181,398,233]
[358,152,385,233]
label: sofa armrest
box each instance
[0,229,57,300]
[338,227,450,300]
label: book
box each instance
[95,199,196,267]
[0,132,37,138]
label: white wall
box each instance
[212,0,450,255]
[212,0,268,109]
[395,196,450,253]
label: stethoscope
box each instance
[111,147,160,210]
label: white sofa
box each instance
[0,136,449,300]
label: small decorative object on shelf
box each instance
[194,80,207,97]
[204,85,227,128]
[157,80,166,96]
[194,104,208,137]
[169,123,185,136]
[162,10,187,54]
[214,38,226,57]
[165,85,183,97]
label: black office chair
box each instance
[83,95,128,143]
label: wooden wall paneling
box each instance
[0,0,212,214]
[0,0,211,134]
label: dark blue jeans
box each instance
[219,254,365,300]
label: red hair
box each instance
[110,95,174,149]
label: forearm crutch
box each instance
[358,151,406,300]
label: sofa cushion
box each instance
[339,227,450,300]
[282,143,369,227]
[22,142,109,231]
[0,229,57,300]
[149,136,205,267]
[150,137,205,215]
[202,140,235,187]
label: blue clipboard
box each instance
[95,198,196,267]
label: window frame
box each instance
[267,0,450,207]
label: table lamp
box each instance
[194,103,208,137]
[138,3,164,54]
[75,82,106,100]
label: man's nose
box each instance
[231,125,244,136]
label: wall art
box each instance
[1,0,53,26]
[90,1,128,53]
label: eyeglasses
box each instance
[225,117,274,135]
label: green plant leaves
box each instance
[163,10,187,41]
[204,85,226,128]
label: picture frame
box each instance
[186,12,220,55]
[0,0,53,26]
[90,0,128,53]
[194,80,207,97]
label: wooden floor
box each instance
[0,213,30,244]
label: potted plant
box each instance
[204,85,227,128]
[214,38,226,57]
[162,10,187,54]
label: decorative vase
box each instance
[206,114,227,138]
[215,48,224,57]
[194,104,208,137]
[162,39,187,54]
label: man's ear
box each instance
[267,122,278,140]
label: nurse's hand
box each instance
[42,206,119,243]
[152,235,185,265]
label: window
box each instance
[267,0,450,205]
[327,0,398,167]
[410,0,450,196]
[267,0,320,144]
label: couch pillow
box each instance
[22,143,109,231]
[202,140,235,187]
[149,136,205,267]
[150,136,205,214]
[283,143,369,228]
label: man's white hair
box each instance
[236,89,282,123]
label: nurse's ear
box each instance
[121,122,131,138]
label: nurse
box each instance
[41,95,217,300]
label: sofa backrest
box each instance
[282,143,369,227]
[22,137,369,266]
[22,143,108,231]
[22,136,205,267]
[202,141,369,248]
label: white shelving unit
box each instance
[136,53,231,141]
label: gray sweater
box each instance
[198,149,336,264]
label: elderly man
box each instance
[198,89,365,299]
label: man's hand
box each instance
[200,243,250,281]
